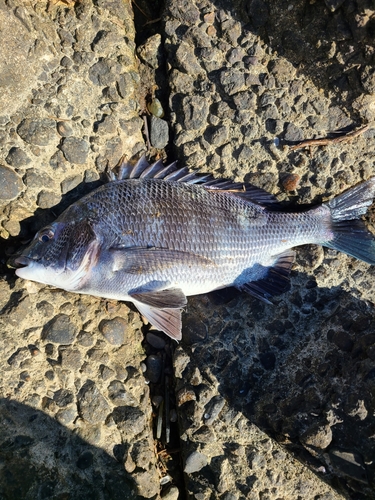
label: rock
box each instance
[42,314,77,344]
[259,351,276,370]
[77,380,111,424]
[5,147,31,167]
[204,396,225,425]
[220,69,246,95]
[150,115,169,149]
[37,190,61,209]
[53,389,74,408]
[108,380,136,406]
[145,354,162,383]
[0,164,24,204]
[60,137,89,164]
[146,332,166,350]
[204,125,229,146]
[60,347,82,371]
[17,118,56,146]
[182,96,209,130]
[300,423,332,450]
[99,317,128,346]
[161,485,179,500]
[60,175,82,195]
[112,406,146,437]
[184,451,208,473]
[284,123,304,142]
[56,121,73,137]
[88,58,121,86]
[137,34,163,69]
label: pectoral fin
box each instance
[129,286,187,309]
[133,301,183,341]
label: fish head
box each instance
[14,217,99,291]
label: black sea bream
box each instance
[15,157,375,339]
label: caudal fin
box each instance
[324,177,375,264]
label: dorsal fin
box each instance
[107,155,280,207]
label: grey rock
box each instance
[96,114,117,135]
[77,451,93,470]
[60,347,82,370]
[184,451,208,473]
[49,150,68,170]
[137,34,162,69]
[60,175,82,195]
[131,439,154,469]
[99,317,128,346]
[220,69,246,95]
[56,121,73,137]
[146,332,166,350]
[0,164,24,203]
[204,396,225,425]
[182,96,209,130]
[168,0,200,24]
[89,58,121,86]
[108,380,136,406]
[112,406,146,437]
[5,147,31,167]
[53,389,74,408]
[300,423,332,450]
[150,115,169,149]
[145,354,162,383]
[204,125,229,146]
[37,190,61,209]
[55,407,76,425]
[60,137,89,164]
[42,314,77,344]
[78,380,111,424]
[284,123,304,142]
[17,118,56,146]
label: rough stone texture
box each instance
[164,0,375,498]
[0,0,155,498]
[2,0,375,498]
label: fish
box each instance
[14,156,375,340]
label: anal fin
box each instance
[239,250,295,303]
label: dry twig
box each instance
[289,125,370,151]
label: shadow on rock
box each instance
[179,268,375,499]
[0,398,138,500]
[210,0,374,117]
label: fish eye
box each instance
[39,228,55,243]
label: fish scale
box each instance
[14,157,375,340]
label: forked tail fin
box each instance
[324,177,375,264]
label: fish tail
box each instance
[324,177,375,264]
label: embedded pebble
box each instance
[5,147,31,167]
[150,115,169,149]
[17,118,56,146]
[60,136,89,164]
[145,354,162,383]
[184,451,208,473]
[77,380,111,424]
[42,314,77,344]
[0,164,24,203]
[146,332,166,350]
[99,317,128,345]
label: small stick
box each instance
[142,115,152,151]
[290,125,370,151]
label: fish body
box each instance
[15,157,375,339]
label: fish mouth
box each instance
[12,256,33,269]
